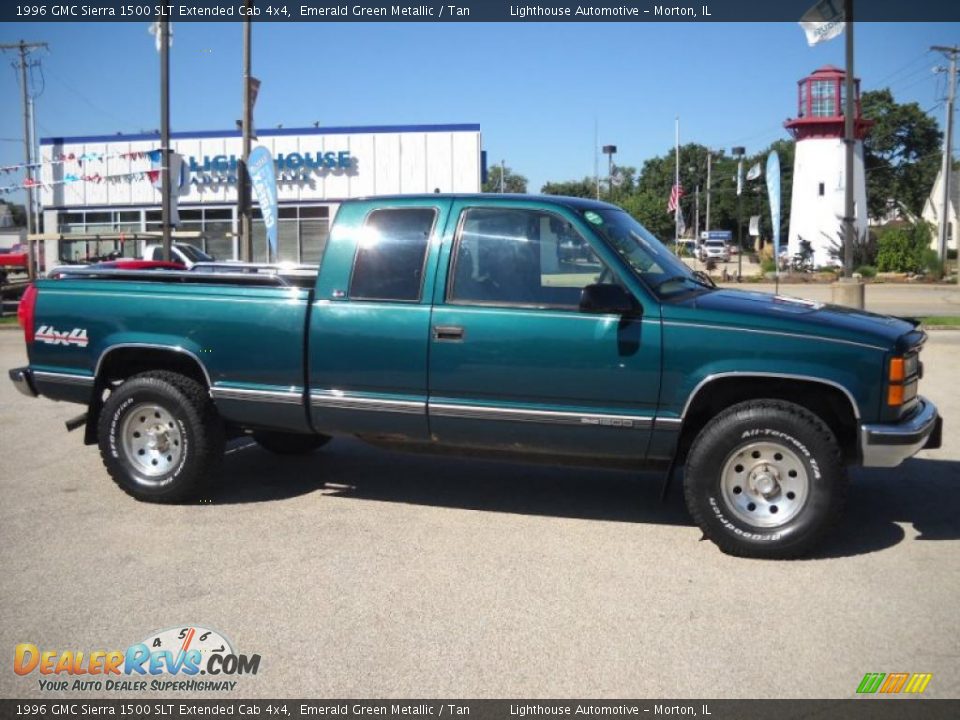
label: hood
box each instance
[665,288,919,351]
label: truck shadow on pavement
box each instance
[812,458,960,559]
[218,439,960,558]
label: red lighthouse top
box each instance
[784,65,872,140]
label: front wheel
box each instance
[98,371,225,502]
[683,400,847,559]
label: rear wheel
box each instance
[253,431,330,455]
[98,371,224,502]
[683,399,846,559]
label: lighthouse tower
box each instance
[785,66,872,268]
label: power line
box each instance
[886,60,941,96]
[43,64,136,130]
[872,49,933,89]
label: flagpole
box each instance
[674,116,680,248]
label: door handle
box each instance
[433,325,465,342]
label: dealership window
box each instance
[250,205,331,264]
[203,208,233,261]
[300,206,330,264]
[57,204,329,264]
[448,207,609,309]
[58,209,144,260]
[349,208,436,301]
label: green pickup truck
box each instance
[9,194,942,558]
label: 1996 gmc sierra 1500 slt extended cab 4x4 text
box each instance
[8,195,943,558]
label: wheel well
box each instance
[678,377,860,464]
[83,347,210,445]
[96,347,209,388]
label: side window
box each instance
[151,247,163,261]
[349,208,436,302]
[448,207,613,309]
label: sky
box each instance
[0,20,957,206]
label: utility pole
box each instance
[28,95,38,234]
[1,40,47,242]
[159,21,172,262]
[933,44,958,278]
[500,159,505,193]
[705,151,712,235]
[238,8,253,262]
[694,185,700,241]
[594,118,600,200]
[732,146,745,280]
[841,0,855,280]
[602,145,617,199]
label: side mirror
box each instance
[579,284,641,316]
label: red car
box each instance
[47,259,186,279]
[93,259,186,271]
[0,244,28,269]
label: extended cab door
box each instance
[307,199,451,440]
[427,200,662,460]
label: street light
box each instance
[732,146,746,280]
[602,145,617,198]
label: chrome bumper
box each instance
[860,397,941,468]
[9,367,38,398]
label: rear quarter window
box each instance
[348,207,437,302]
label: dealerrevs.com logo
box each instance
[14,625,261,692]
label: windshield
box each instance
[176,244,213,262]
[581,208,712,298]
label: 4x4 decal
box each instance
[35,326,89,348]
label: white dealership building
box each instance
[38,123,482,264]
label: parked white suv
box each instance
[699,239,730,262]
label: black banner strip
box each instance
[2,699,959,720]
[5,0,960,23]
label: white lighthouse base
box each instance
[787,137,868,269]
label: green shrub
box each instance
[921,248,943,277]
[855,265,877,278]
[760,257,776,273]
[875,223,933,273]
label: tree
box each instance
[862,89,942,219]
[0,199,26,228]
[537,139,797,248]
[540,177,596,198]
[483,165,528,194]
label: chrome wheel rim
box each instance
[720,441,809,528]
[120,402,183,483]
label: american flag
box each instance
[667,182,684,213]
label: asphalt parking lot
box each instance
[0,328,958,700]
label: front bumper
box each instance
[860,396,941,468]
[8,366,38,398]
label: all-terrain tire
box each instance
[97,371,225,502]
[683,399,847,559]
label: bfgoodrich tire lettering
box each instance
[98,371,225,502]
[683,400,847,559]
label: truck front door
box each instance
[427,201,662,460]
